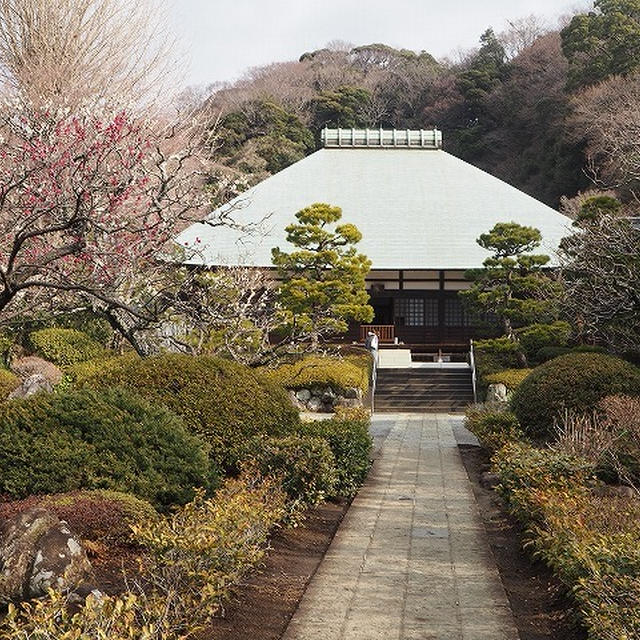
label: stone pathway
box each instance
[282,414,520,640]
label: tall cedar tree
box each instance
[272,203,373,347]
[460,222,559,339]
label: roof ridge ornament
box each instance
[321,127,442,149]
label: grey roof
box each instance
[177,147,572,270]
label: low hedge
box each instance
[298,409,372,497]
[473,337,525,398]
[0,388,214,508]
[492,443,640,640]
[464,405,524,453]
[263,354,370,394]
[511,353,640,440]
[536,344,606,364]
[74,353,301,471]
[0,369,20,400]
[515,321,571,364]
[484,368,532,391]
[28,328,106,367]
[241,435,337,514]
[0,490,158,545]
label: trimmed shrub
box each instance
[0,368,20,400]
[464,405,524,453]
[511,353,640,441]
[0,490,157,545]
[29,328,106,367]
[264,354,370,393]
[75,353,300,470]
[0,388,213,508]
[241,435,337,513]
[298,413,372,497]
[132,476,287,630]
[484,368,533,391]
[536,344,606,364]
[474,338,525,398]
[515,321,571,363]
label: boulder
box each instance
[480,472,500,490]
[593,485,637,499]
[306,397,323,413]
[288,390,305,410]
[11,356,63,386]
[0,508,58,603]
[336,397,361,409]
[8,374,53,399]
[295,388,312,403]
[28,521,93,598]
[321,388,337,404]
[486,383,508,405]
[0,508,92,603]
[343,387,362,400]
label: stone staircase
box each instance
[374,367,474,413]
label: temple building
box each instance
[177,128,571,349]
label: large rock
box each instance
[8,373,54,399]
[0,508,92,603]
[28,521,93,598]
[295,388,312,403]
[11,356,63,386]
[486,383,508,405]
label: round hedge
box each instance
[29,327,106,367]
[511,353,640,440]
[0,388,213,508]
[76,353,300,470]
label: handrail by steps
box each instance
[469,339,478,404]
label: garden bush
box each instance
[298,411,372,497]
[0,388,213,508]
[511,353,640,441]
[464,405,524,453]
[515,321,571,364]
[536,344,605,364]
[132,475,287,630]
[0,490,157,545]
[484,368,532,391]
[75,353,300,470]
[473,337,525,398]
[28,328,106,367]
[240,435,337,514]
[264,354,370,394]
[0,368,19,400]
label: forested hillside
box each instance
[195,0,640,209]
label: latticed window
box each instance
[425,299,439,327]
[444,297,467,327]
[394,298,424,326]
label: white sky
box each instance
[168,0,585,88]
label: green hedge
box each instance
[242,435,337,513]
[492,442,640,640]
[473,337,525,398]
[298,412,372,497]
[263,354,370,394]
[515,321,571,364]
[484,368,533,391]
[464,406,524,453]
[75,353,300,471]
[511,353,640,440]
[29,328,106,367]
[536,344,606,364]
[0,388,214,508]
[0,369,20,400]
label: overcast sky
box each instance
[168,0,585,88]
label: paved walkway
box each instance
[283,414,520,640]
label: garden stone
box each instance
[480,472,500,490]
[594,485,637,499]
[8,373,53,399]
[307,397,323,413]
[0,508,59,602]
[0,508,93,603]
[296,389,312,402]
[321,388,336,404]
[288,390,305,410]
[343,387,360,399]
[28,520,93,598]
[336,397,360,408]
[486,383,508,404]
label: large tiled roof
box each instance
[177,143,571,269]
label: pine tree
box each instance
[272,203,373,347]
